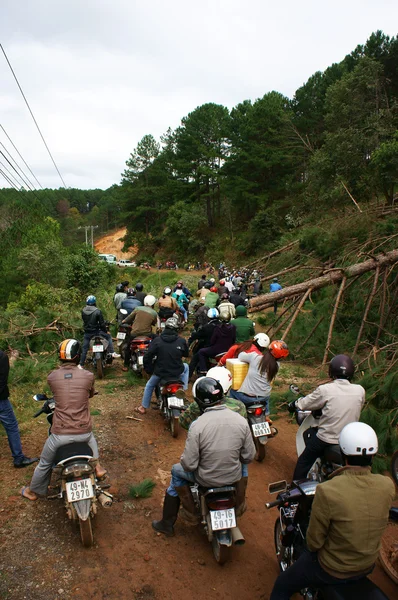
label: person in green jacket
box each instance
[204,286,219,308]
[231,305,255,343]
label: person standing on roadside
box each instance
[270,278,282,314]
[0,349,38,468]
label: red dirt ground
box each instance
[0,364,397,600]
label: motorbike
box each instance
[246,401,276,462]
[290,384,343,482]
[116,321,131,358]
[32,394,113,548]
[155,379,186,438]
[129,336,151,374]
[266,479,389,600]
[88,323,113,379]
[188,482,244,565]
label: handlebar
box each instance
[33,408,45,418]
[265,499,282,509]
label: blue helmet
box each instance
[207,308,219,320]
[86,295,96,305]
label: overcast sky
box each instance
[0,0,397,190]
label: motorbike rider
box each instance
[217,279,228,297]
[229,287,246,308]
[224,277,234,293]
[113,283,127,320]
[158,287,178,320]
[230,340,289,414]
[196,314,236,373]
[173,280,192,301]
[217,292,236,321]
[21,339,107,500]
[219,332,270,366]
[197,275,207,290]
[204,286,219,308]
[269,422,395,600]
[196,281,211,304]
[289,355,365,480]
[188,308,221,377]
[152,377,256,536]
[135,316,189,415]
[172,286,189,323]
[0,349,38,468]
[120,287,142,316]
[135,283,146,305]
[230,305,255,343]
[79,295,119,368]
[121,295,158,371]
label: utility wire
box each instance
[0,158,22,189]
[0,124,43,188]
[0,43,67,188]
[0,144,37,193]
[0,167,19,190]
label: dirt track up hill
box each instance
[94,228,137,260]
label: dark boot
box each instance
[175,485,200,524]
[152,493,180,536]
[235,476,248,517]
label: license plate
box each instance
[167,396,184,408]
[138,355,144,365]
[117,331,126,340]
[92,345,104,352]
[65,479,94,503]
[210,508,236,531]
[252,421,271,437]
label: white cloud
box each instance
[0,0,397,189]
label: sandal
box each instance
[122,366,129,372]
[135,406,146,415]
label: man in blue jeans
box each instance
[79,295,120,367]
[135,317,189,415]
[0,349,38,468]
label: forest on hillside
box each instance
[1,30,398,272]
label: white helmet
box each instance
[254,333,270,348]
[207,308,219,319]
[144,294,156,307]
[164,287,172,295]
[339,422,378,456]
[207,366,233,394]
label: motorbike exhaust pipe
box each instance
[231,526,245,546]
[98,492,113,508]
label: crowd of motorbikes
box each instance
[27,272,397,598]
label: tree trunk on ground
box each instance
[249,249,398,312]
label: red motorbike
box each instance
[129,336,151,374]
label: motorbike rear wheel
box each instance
[255,439,266,462]
[212,535,231,565]
[170,415,179,438]
[79,516,93,547]
[96,356,104,379]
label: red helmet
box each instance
[269,340,289,359]
[219,279,225,285]
[210,286,218,293]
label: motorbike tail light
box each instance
[138,344,148,349]
[207,498,235,511]
[254,407,263,416]
[166,383,182,394]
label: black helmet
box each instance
[116,283,124,293]
[329,355,355,380]
[204,282,211,289]
[135,283,143,291]
[127,287,135,297]
[194,377,224,410]
[121,280,129,287]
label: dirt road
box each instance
[0,365,396,600]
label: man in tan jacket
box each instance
[22,339,106,500]
[270,422,395,599]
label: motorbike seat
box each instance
[245,400,267,408]
[199,485,236,496]
[131,336,151,342]
[323,445,343,464]
[320,577,388,600]
[54,442,93,465]
[159,378,183,386]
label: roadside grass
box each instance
[129,478,156,499]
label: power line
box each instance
[0,124,43,188]
[0,43,67,188]
[0,143,37,193]
[0,158,22,189]
[0,167,19,190]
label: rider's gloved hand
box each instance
[287,400,297,414]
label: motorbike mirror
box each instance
[268,480,287,495]
[120,309,128,315]
[289,384,300,395]
[33,393,48,402]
